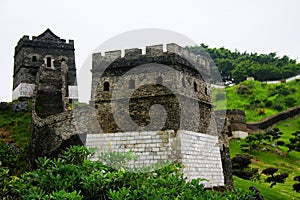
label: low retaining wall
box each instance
[247,106,300,130]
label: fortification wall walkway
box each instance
[247,105,300,131]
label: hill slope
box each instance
[230,116,300,200]
[213,79,300,122]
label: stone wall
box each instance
[86,130,224,187]
[92,44,214,135]
[91,43,211,102]
[30,60,83,162]
[247,105,300,130]
[215,109,247,134]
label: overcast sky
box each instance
[0,0,299,102]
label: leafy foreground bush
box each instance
[3,146,256,200]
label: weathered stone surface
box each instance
[12,101,28,112]
[30,55,82,163]
[12,29,76,100]
[215,109,247,133]
[92,45,213,134]
[88,44,232,188]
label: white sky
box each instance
[0,0,299,102]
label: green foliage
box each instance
[231,154,260,181]
[0,140,29,176]
[3,145,256,200]
[265,128,283,142]
[0,101,31,147]
[0,162,15,199]
[188,45,300,83]
[213,80,300,122]
[293,176,300,192]
[230,116,300,199]
[240,133,265,151]
[293,183,300,193]
[262,168,289,188]
[286,131,300,154]
[98,148,138,170]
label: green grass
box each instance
[234,176,298,200]
[213,79,300,122]
[230,116,300,199]
[0,101,31,147]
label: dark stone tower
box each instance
[12,29,77,100]
[91,44,215,135]
[87,44,231,187]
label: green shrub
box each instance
[276,141,285,146]
[236,85,252,95]
[0,140,29,176]
[293,183,300,193]
[283,96,297,107]
[264,100,273,107]
[241,133,265,150]
[5,145,256,200]
[262,168,289,188]
[231,154,260,181]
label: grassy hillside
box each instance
[1,94,300,199]
[230,116,300,200]
[0,102,31,147]
[213,79,300,122]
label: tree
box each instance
[265,128,283,142]
[286,131,300,155]
[232,61,252,83]
[293,176,300,192]
[231,155,260,181]
[242,133,265,150]
[262,168,289,188]
[214,58,235,81]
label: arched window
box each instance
[46,57,52,67]
[32,56,37,62]
[205,87,208,95]
[156,76,163,86]
[103,81,110,91]
[194,82,198,92]
[129,79,135,89]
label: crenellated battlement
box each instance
[92,43,209,69]
[15,29,74,55]
[13,29,77,99]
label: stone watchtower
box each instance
[87,44,227,187]
[12,29,77,100]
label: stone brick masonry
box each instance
[12,83,35,100]
[86,130,224,187]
